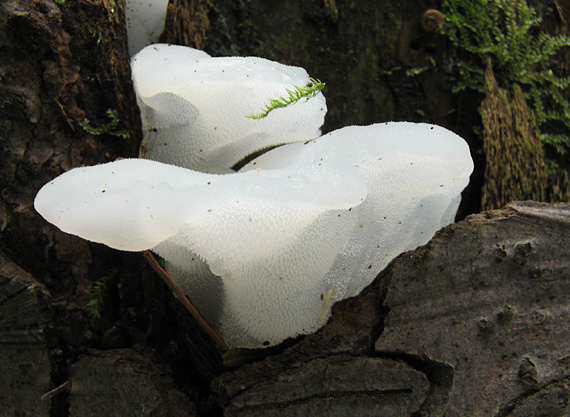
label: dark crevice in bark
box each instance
[375,351,454,417]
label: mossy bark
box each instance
[481,59,548,210]
[550,168,570,202]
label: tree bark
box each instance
[0,252,52,416]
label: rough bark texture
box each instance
[161,0,211,49]
[0,0,142,336]
[0,252,52,417]
[1,1,569,416]
[70,349,197,417]
[375,201,570,416]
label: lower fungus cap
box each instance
[35,122,473,348]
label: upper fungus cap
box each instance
[131,44,327,173]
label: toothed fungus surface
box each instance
[35,122,473,348]
[132,44,327,173]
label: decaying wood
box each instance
[376,201,570,416]
[212,201,570,416]
[0,0,141,278]
[161,0,211,49]
[70,349,197,417]
[0,252,52,416]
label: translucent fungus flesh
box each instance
[131,44,327,173]
[125,0,169,56]
[35,122,473,348]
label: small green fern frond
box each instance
[246,78,325,120]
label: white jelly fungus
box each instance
[35,122,473,348]
[131,44,327,173]
[125,0,169,56]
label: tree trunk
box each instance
[1,1,568,416]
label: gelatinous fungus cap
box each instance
[35,122,473,348]
[132,44,327,173]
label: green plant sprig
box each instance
[247,78,325,120]
[87,268,119,320]
[80,108,130,139]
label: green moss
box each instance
[441,0,570,155]
[87,268,119,320]
[246,78,325,120]
[80,108,130,139]
[550,168,570,202]
[93,26,103,45]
